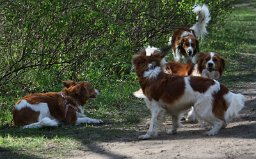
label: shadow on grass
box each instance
[0,147,43,159]
[0,122,140,159]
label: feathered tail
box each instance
[133,89,146,99]
[190,4,211,39]
[224,92,245,123]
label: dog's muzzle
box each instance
[187,49,193,56]
[207,63,214,72]
[89,89,99,98]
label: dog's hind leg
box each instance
[139,100,163,140]
[205,119,224,136]
[194,97,224,136]
[23,117,59,128]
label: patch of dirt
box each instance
[69,85,256,159]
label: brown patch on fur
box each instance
[189,76,215,93]
[143,74,185,105]
[133,50,186,105]
[165,61,194,76]
[13,81,97,126]
[13,108,40,126]
[212,84,229,120]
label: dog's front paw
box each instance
[138,134,152,140]
[205,129,218,136]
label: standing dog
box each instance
[133,47,244,139]
[165,52,225,122]
[170,4,211,63]
[13,80,103,128]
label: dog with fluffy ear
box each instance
[197,52,225,79]
[12,80,103,128]
[133,46,244,139]
[169,4,210,63]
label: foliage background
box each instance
[0,0,233,125]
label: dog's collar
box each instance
[60,92,80,119]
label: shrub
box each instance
[0,0,233,95]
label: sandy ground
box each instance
[70,83,256,159]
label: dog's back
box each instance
[165,61,194,76]
[13,92,65,126]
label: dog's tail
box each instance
[224,92,245,123]
[190,4,211,39]
[133,89,146,99]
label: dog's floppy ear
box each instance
[76,83,87,97]
[63,80,76,88]
[197,52,206,72]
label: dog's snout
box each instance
[89,89,99,98]
[208,62,214,68]
[187,49,193,56]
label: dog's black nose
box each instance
[208,63,213,68]
[187,50,192,56]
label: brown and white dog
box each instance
[169,4,211,63]
[132,47,244,139]
[134,52,225,98]
[13,80,103,128]
[165,52,225,122]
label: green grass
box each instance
[1,0,256,158]
[200,1,256,87]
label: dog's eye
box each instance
[185,42,189,46]
[213,58,217,62]
[205,57,210,61]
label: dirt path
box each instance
[72,83,256,159]
[70,2,256,159]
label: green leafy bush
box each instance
[0,0,233,125]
